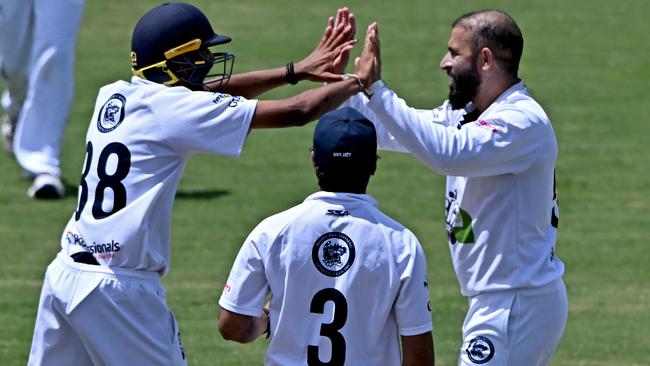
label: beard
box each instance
[448,61,480,110]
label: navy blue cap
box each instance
[313,107,377,171]
[131,2,231,69]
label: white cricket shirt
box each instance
[60,76,257,275]
[219,192,432,366]
[346,81,564,296]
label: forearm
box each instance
[223,60,331,98]
[218,308,269,343]
[234,314,268,343]
[251,77,362,129]
[401,332,435,366]
[293,77,363,121]
[222,67,289,98]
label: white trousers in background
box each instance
[0,0,84,176]
[458,278,568,366]
[28,252,187,366]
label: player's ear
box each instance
[310,148,318,170]
[478,47,493,72]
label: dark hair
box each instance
[315,166,373,194]
[452,10,523,78]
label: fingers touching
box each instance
[354,22,381,87]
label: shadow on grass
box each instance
[63,181,79,199]
[60,182,229,201]
[175,189,229,200]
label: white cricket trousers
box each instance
[458,278,568,366]
[0,0,84,176]
[28,252,187,366]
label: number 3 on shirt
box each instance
[308,288,348,366]
[75,141,131,221]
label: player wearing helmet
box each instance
[27,3,374,365]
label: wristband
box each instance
[262,307,270,338]
[343,73,364,92]
[285,62,298,85]
[363,79,385,98]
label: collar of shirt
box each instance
[131,75,152,84]
[304,191,379,208]
[480,80,528,117]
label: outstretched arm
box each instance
[212,8,357,98]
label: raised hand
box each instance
[354,22,381,88]
[294,7,358,83]
[332,7,356,75]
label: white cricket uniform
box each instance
[0,0,85,176]
[219,192,433,366]
[345,81,568,365]
[28,76,257,365]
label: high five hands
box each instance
[295,7,357,83]
[297,8,381,89]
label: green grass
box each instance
[1,0,649,365]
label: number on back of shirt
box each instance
[75,141,131,221]
[308,288,347,366]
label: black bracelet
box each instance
[262,307,270,338]
[285,62,298,85]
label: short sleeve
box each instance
[394,235,433,336]
[218,231,269,317]
[153,86,257,156]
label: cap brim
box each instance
[205,33,231,46]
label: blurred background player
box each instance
[0,0,85,198]
[218,107,435,366]
[27,2,375,365]
[342,11,567,366]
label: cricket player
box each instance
[342,12,568,366]
[218,107,435,366]
[0,0,85,198]
[28,3,375,364]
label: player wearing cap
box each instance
[342,12,567,366]
[218,107,435,366]
[27,3,375,365]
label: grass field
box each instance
[1,0,649,365]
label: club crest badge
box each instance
[312,232,355,277]
[466,336,495,364]
[97,94,126,133]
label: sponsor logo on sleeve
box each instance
[211,93,243,108]
[312,232,355,277]
[431,105,446,123]
[475,119,497,133]
[212,93,231,104]
[97,94,126,133]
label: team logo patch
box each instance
[97,93,126,133]
[312,232,355,277]
[466,336,495,364]
[445,189,475,244]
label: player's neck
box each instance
[475,75,518,112]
